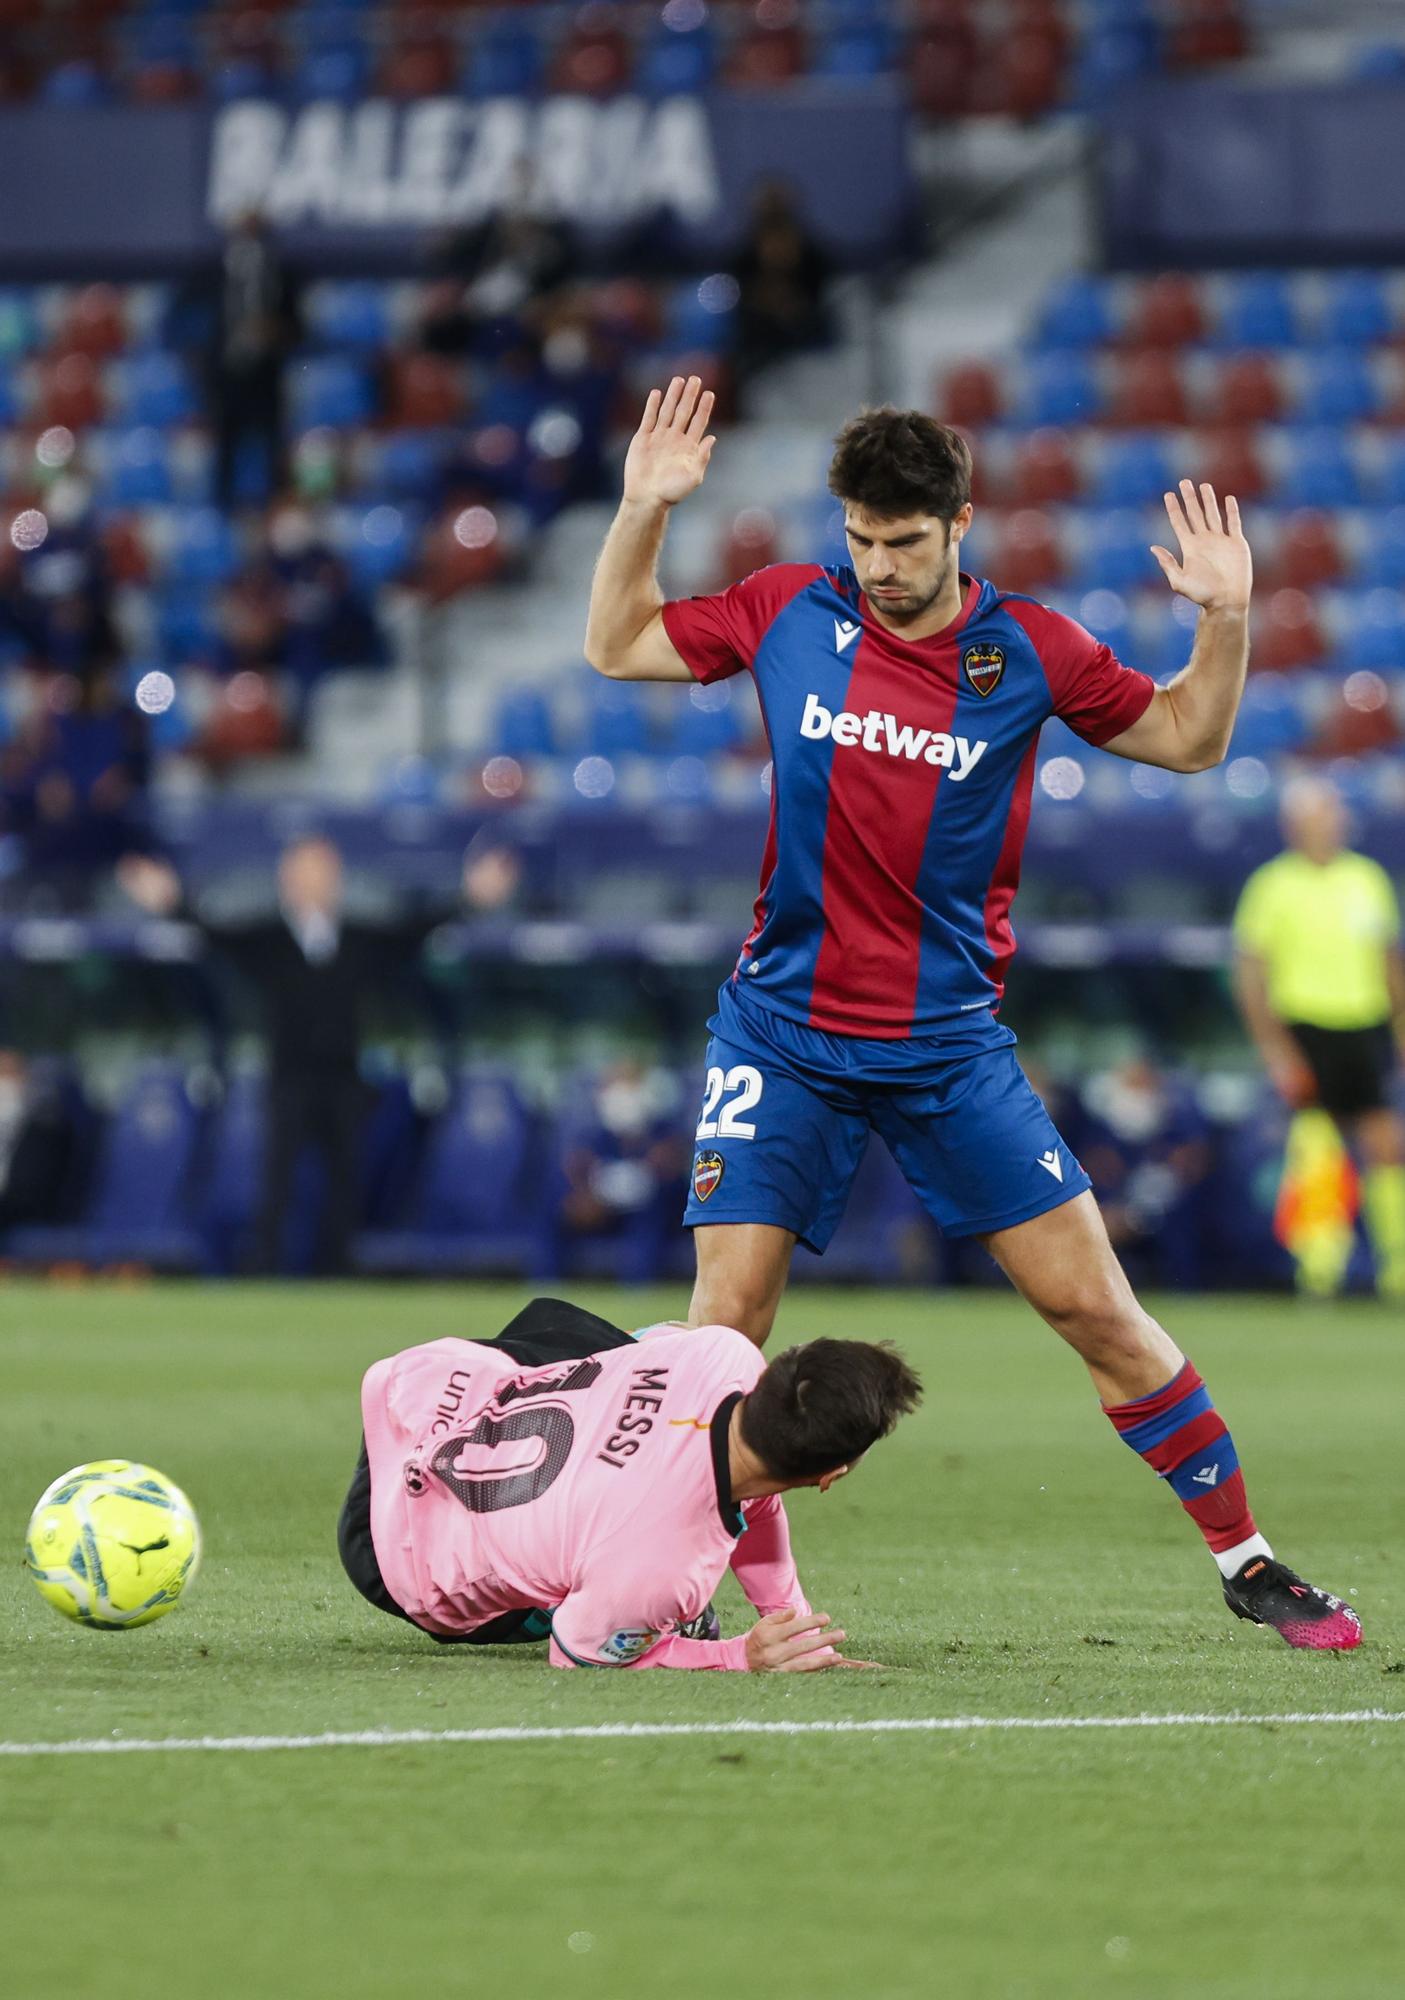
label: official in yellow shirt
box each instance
[1233,776,1405,1297]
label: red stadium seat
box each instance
[1168,0,1249,69]
[58,284,127,360]
[1203,355,1284,427]
[937,361,1002,428]
[39,353,105,429]
[1008,428,1082,506]
[726,1,807,89]
[1252,588,1326,673]
[910,29,981,118]
[384,354,466,429]
[977,26,1064,119]
[100,515,151,586]
[550,8,633,97]
[1313,676,1402,759]
[589,280,663,348]
[378,24,458,99]
[1265,510,1345,592]
[199,672,287,771]
[1190,430,1266,503]
[128,62,201,103]
[419,506,510,604]
[717,508,780,586]
[1123,274,1208,348]
[994,509,1063,591]
[1106,352,1189,428]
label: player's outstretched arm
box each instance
[1102,480,1252,773]
[584,376,716,683]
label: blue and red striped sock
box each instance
[1104,1360,1271,1578]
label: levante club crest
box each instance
[962,643,1005,698]
[693,1151,724,1202]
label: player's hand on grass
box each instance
[1150,480,1252,614]
[745,1608,848,1673]
[623,375,716,509]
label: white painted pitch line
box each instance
[2,1711,1403,1759]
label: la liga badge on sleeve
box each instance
[962,643,1005,697]
[693,1150,724,1201]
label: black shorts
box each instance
[336,1296,637,1644]
[1288,1022,1396,1120]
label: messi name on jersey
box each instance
[799,692,988,780]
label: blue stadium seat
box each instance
[638,25,716,95]
[1022,353,1103,426]
[665,278,738,354]
[815,29,894,79]
[1359,510,1405,588]
[291,357,375,430]
[1340,592,1405,670]
[1073,23,1161,102]
[584,679,652,757]
[1071,511,1155,593]
[1318,272,1394,346]
[463,24,543,98]
[1090,435,1174,508]
[1228,678,1310,758]
[1074,589,1134,659]
[118,352,196,427]
[1031,276,1116,352]
[1296,350,1379,424]
[291,44,371,102]
[40,63,113,108]
[212,61,275,103]
[1214,275,1299,349]
[4,1066,204,1269]
[0,366,21,426]
[494,688,557,760]
[156,583,219,663]
[307,282,393,354]
[660,679,747,757]
[356,1070,547,1275]
[1380,438,1405,506]
[340,504,417,588]
[104,426,176,505]
[373,430,446,499]
[0,289,41,360]
[1275,430,1365,508]
[166,507,240,586]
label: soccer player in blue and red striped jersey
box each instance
[584,379,1360,1651]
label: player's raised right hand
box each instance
[745,1607,847,1673]
[622,375,716,509]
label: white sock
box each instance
[1213,1532,1274,1580]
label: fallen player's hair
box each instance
[741,1339,923,1482]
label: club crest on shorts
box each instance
[962,643,1005,698]
[693,1150,724,1202]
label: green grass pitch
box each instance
[3,1280,1402,2000]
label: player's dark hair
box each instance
[828,407,973,525]
[740,1340,923,1482]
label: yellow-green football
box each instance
[24,1460,201,1629]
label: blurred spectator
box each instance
[118,836,494,1275]
[0,1049,77,1234]
[0,671,150,909]
[426,167,577,346]
[0,479,120,680]
[1233,775,1405,1299]
[201,213,300,509]
[1073,1055,1213,1290]
[731,180,833,389]
[205,504,383,723]
[554,1058,688,1282]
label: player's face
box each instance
[843,505,972,622]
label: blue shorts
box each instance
[683,982,1090,1252]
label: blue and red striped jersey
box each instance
[661,563,1156,1038]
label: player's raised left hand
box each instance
[1150,480,1252,614]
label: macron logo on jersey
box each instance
[800,692,988,781]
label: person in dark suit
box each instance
[0,1049,78,1233]
[205,212,301,510]
[120,837,520,1276]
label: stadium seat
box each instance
[980,24,1065,118]
[199,670,288,768]
[1168,0,1249,69]
[1379,438,1405,506]
[383,353,466,429]
[0,289,41,361]
[462,22,544,98]
[1008,428,1081,505]
[816,28,894,79]
[638,23,715,94]
[378,25,457,98]
[117,351,196,427]
[291,357,375,430]
[307,283,393,354]
[61,285,130,359]
[1313,675,1403,759]
[1296,350,1380,424]
[493,688,557,761]
[994,509,1063,591]
[4,1066,204,1270]
[1341,591,1405,671]
[938,361,1002,428]
[1213,275,1299,349]
[1253,588,1327,672]
[38,353,105,430]
[1265,510,1345,590]
[1274,430,1365,508]
[1192,429,1267,503]
[1022,353,1102,426]
[1122,274,1208,348]
[909,26,980,119]
[1090,435,1175,508]
[550,16,633,96]
[356,1070,548,1276]
[291,43,371,102]
[1071,510,1157,593]
[166,507,240,586]
[371,429,447,500]
[339,503,418,589]
[1202,354,1283,429]
[1105,354,1188,429]
[1318,271,1394,347]
[717,507,781,585]
[584,679,653,758]
[1359,509,1405,588]
[1228,676,1310,759]
[1032,275,1116,351]
[726,23,807,86]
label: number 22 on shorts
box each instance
[695,1064,764,1141]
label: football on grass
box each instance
[24,1460,201,1629]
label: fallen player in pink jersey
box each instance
[338,1295,921,1670]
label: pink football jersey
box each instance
[360,1323,809,1669]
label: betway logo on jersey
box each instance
[800,693,988,780]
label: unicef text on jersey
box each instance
[799,692,988,780]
